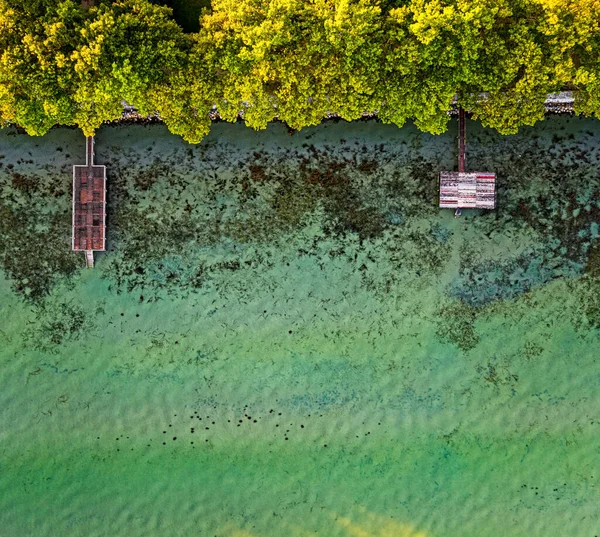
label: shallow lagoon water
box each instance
[0,117,599,537]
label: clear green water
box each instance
[0,118,599,537]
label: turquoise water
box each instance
[0,118,599,536]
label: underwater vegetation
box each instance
[0,118,599,537]
[1,119,599,329]
[0,149,80,300]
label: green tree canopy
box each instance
[69,0,189,135]
[199,0,385,130]
[0,0,85,135]
[0,0,599,141]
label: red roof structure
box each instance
[72,137,106,255]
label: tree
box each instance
[146,33,217,144]
[379,0,561,134]
[0,0,194,137]
[0,0,85,135]
[69,0,189,135]
[199,0,384,131]
[1,0,599,141]
[531,0,600,118]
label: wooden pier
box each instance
[439,108,496,210]
[72,137,106,267]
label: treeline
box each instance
[1,0,599,143]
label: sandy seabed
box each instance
[0,117,599,537]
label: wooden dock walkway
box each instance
[72,137,106,267]
[458,108,466,173]
[86,136,94,166]
[439,108,496,210]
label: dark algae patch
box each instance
[449,247,580,306]
[22,299,88,353]
[436,300,480,351]
[0,118,600,537]
[0,145,79,300]
[98,128,447,299]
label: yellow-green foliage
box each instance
[0,0,599,141]
[199,0,384,129]
[70,0,191,136]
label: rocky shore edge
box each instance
[106,91,578,127]
[1,92,579,133]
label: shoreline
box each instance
[112,91,579,127]
[6,92,579,135]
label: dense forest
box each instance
[0,0,599,143]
